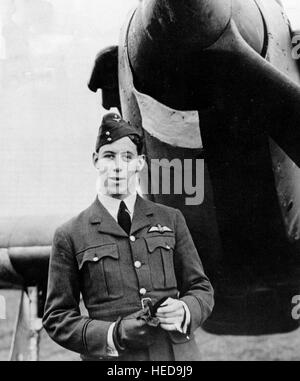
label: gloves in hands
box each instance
[112,297,169,351]
[112,309,156,351]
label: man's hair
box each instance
[128,134,144,155]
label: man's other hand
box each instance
[156,298,186,332]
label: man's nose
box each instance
[112,156,125,172]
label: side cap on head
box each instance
[95,113,142,152]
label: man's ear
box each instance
[92,152,99,168]
[136,154,146,172]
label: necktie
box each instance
[117,201,131,235]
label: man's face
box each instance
[93,137,145,199]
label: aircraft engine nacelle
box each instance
[89,0,300,334]
[0,216,70,315]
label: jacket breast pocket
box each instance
[145,235,177,290]
[76,244,123,302]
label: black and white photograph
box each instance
[1,0,300,365]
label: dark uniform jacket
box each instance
[43,194,214,361]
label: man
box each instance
[43,113,214,361]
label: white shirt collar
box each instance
[97,191,137,222]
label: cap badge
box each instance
[112,115,121,122]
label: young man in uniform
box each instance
[43,113,214,361]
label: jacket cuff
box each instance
[107,322,119,357]
[180,295,202,334]
[180,301,191,334]
[84,319,114,358]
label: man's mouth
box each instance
[109,177,126,182]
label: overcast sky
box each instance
[0,0,139,217]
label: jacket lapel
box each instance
[88,198,128,237]
[88,195,154,237]
[130,194,153,235]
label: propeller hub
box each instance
[137,0,232,49]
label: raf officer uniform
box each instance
[43,114,214,361]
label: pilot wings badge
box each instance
[148,224,173,234]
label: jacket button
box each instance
[134,261,142,269]
[139,288,147,295]
[165,245,171,250]
[93,257,99,262]
[130,236,136,242]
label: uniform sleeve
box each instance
[173,209,214,334]
[42,227,113,358]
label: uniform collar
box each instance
[89,193,154,237]
[97,191,137,222]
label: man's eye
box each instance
[103,154,114,159]
[123,154,134,161]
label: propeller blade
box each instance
[206,19,300,167]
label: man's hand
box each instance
[113,310,156,351]
[155,298,186,332]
